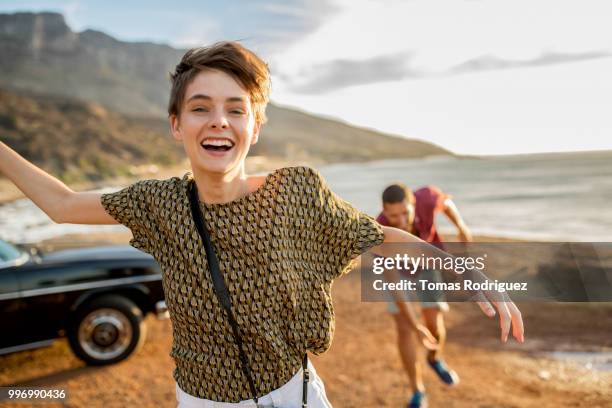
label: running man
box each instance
[376,183,472,408]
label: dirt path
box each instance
[1,235,610,407]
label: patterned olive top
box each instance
[100,165,385,402]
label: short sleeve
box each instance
[302,167,385,280]
[432,186,451,213]
[100,180,155,255]
[417,185,450,213]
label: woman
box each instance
[0,41,523,407]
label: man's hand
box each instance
[395,303,439,350]
[441,198,472,242]
[415,324,439,351]
[457,226,473,242]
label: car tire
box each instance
[67,295,147,366]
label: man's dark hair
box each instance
[382,183,415,204]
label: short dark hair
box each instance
[382,183,415,204]
[168,41,271,124]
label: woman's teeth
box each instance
[201,139,234,151]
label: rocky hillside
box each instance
[253,104,450,162]
[0,88,184,184]
[0,12,184,116]
[0,11,452,188]
[0,87,450,184]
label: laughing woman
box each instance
[0,41,523,408]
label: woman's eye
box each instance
[230,110,245,114]
[192,107,208,112]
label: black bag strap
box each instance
[187,179,309,407]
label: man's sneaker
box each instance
[407,391,427,408]
[427,359,460,386]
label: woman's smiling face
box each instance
[170,68,261,175]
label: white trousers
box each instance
[175,358,333,408]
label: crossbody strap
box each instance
[187,179,309,407]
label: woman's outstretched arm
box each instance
[371,225,525,344]
[0,141,117,225]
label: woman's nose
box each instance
[209,109,229,129]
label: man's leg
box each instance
[421,308,458,386]
[386,287,429,407]
[422,307,445,362]
[391,309,425,394]
[416,270,458,386]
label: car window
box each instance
[0,240,22,262]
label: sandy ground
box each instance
[0,232,610,408]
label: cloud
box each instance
[222,0,341,56]
[270,0,612,94]
[282,49,612,94]
[258,0,333,19]
[283,51,424,94]
[450,50,612,74]
[61,0,81,23]
[170,17,221,48]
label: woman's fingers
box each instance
[492,300,512,343]
[472,291,496,317]
[488,291,524,343]
[507,301,525,343]
[466,271,525,343]
[471,289,525,343]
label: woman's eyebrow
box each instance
[186,94,247,103]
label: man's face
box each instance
[382,200,415,231]
[170,69,260,175]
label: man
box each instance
[376,183,473,408]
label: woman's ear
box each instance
[250,120,261,145]
[170,114,182,142]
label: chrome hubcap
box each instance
[78,308,132,360]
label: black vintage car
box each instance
[0,239,167,365]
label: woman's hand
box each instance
[376,226,526,344]
[0,141,117,224]
[471,289,524,343]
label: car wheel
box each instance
[67,295,147,365]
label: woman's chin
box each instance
[187,145,248,172]
[192,157,241,174]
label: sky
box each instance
[1,0,611,155]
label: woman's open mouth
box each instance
[200,138,235,155]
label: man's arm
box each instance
[0,141,117,225]
[442,198,472,242]
[382,265,439,350]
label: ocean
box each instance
[319,150,612,242]
[1,151,611,244]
